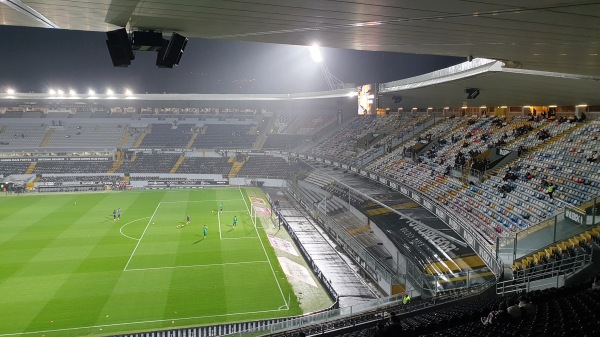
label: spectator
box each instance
[481,302,508,325]
[506,298,522,319]
[587,150,599,163]
[402,292,411,305]
[547,183,555,199]
[518,296,536,316]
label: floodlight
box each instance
[48,89,56,95]
[88,89,95,96]
[465,88,480,99]
[57,89,64,96]
[308,44,323,62]
[156,32,188,68]
[106,28,134,67]
[125,89,133,96]
[69,89,77,96]
[6,88,15,95]
[106,89,114,95]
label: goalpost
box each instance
[249,202,258,227]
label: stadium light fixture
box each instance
[577,104,587,107]
[48,89,56,95]
[125,88,133,96]
[88,89,95,96]
[548,105,557,108]
[106,88,114,96]
[57,89,64,96]
[6,88,15,95]
[465,88,480,99]
[346,91,358,97]
[308,44,323,63]
[69,89,77,96]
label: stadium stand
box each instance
[32,159,113,174]
[116,152,181,173]
[176,156,232,175]
[237,155,301,178]
[1,102,599,337]
[139,123,195,148]
[192,124,257,149]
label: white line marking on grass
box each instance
[119,217,151,241]
[123,202,161,271]
[238,187,289,309]
[221,236,258,240]
[0,308,287,337]
[218,208,222,239]
[160,199,233,204]
[125,260,268,272]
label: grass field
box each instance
[0,187,301,336]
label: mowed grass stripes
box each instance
[0,188,300,337]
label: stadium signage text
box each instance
[497,148,512,156]
[564,207,585,225]
[0,157,111,162]
[407,221,458,252]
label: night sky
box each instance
[0,25,462,94]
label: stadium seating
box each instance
[192,124,257,149]
[176,156,232,175]
[139,123,195,148]
[116,153,181,173]
[237,156,301,178]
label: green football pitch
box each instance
[0,187,302,336]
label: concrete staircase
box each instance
[25,162,36,174]
[253,134,267,150]
[186,133,199,149]
[107,152,124,173]
[117,131,130,148]
[39,128,55,147]
[132,132,147,148]
[228,160,245,177]
[170,155,185,173]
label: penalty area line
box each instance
[238,187,289,310]
[125,260,269,272]
[119,217,151,241]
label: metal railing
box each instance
[496,253,592,295]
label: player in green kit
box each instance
[203,224,208,239]
[219,203,223,213]
[233,215,237,228]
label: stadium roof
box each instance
[3,58,599,108]
[1,1,600,76]
[378,58,600,108]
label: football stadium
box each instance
[2,2,600,337]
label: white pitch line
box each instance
[221,236,258,240]
[160,199,234,204]
[218,208,222,239]
[125,260,269,272]
[238,187,289,309]
[0,307,287,337]
[119,217,151,241]
[123,202,161,271]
